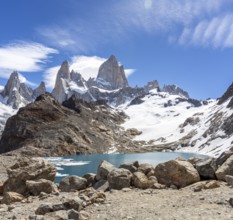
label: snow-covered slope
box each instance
[122,89,233,157]
[0,101,17,134]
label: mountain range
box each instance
[0,55,232,157]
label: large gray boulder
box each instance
[107,168,132,190]
[154,160,200,188]
[96,55,128,90]
[195,158,217,180]
[59,176,87,192]
[96,160,115,181]
[3,157,56,195]
[216,155,233,180]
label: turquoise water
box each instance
[46,152,208,182]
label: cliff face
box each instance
[96,55,128,90]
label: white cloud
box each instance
[70,56,106,79]
[44,56,136,89]
[18,73,37,87]
[0,42,58,82]
[178,14,233,48]
[43,66,60,89]
[125,69,136,77]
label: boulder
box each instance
[59,176,87,192]
[215,150,233,168]
[119,163,137,173]
[225,175,233,187]
[132,172,148,189]
[1,192,25,204]
[35,203,54,215]
[107,168,132,190]
[195,158,217,179]
[216,155,233,180]
[82,173,96,187]
[26,179,59,196]
[132,172,157,189]
[3,157,56,195]
[62,198,83,211]
[138,163,154,175]
[96,160,115,181]
[154,160,200,188]
[93,180,109,192]
[190,180,220,192]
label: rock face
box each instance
[155,160,200,188]
[0,93,136,156]
[96,55,128,90]
[3,157,56,195]
[52,60,70,103]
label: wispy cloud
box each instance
[179,14,233,48]
[0,41,58,83]
[43,55,136,89]
[37,0,233,51]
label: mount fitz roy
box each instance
[0,55,232,157]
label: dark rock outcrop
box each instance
[0,93,135,156]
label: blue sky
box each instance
[0,0,233,99]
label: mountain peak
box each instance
[96,55,128,90]
[162,84,189,98]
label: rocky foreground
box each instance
[0,151,233,219]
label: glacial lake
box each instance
[45,151,208,182]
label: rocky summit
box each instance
[96,55,128,90]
